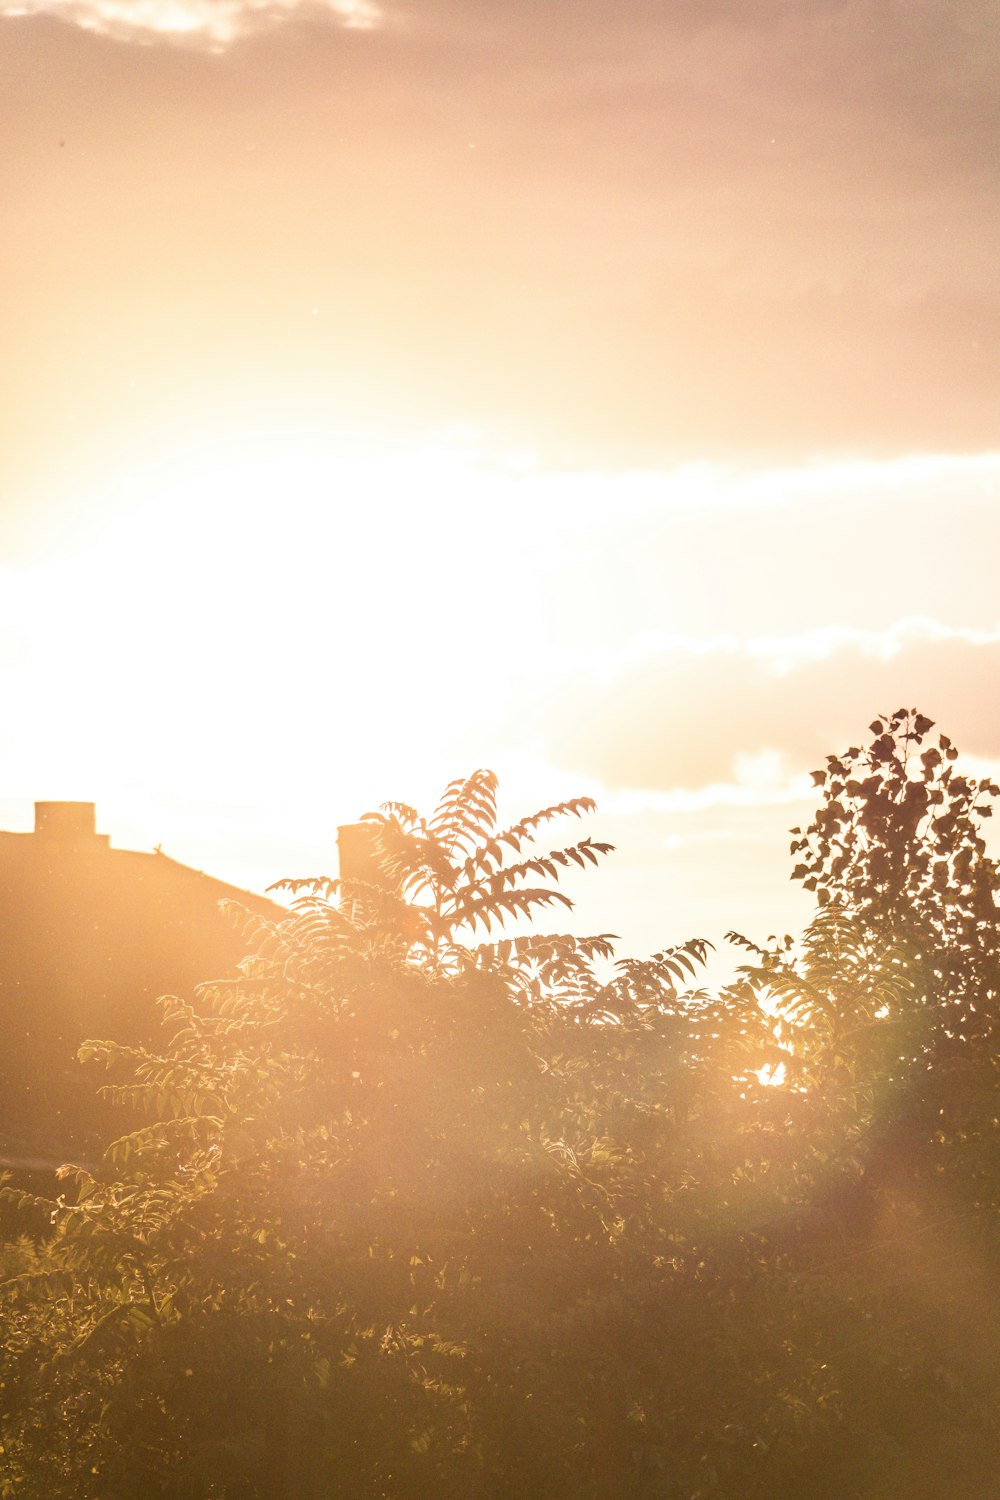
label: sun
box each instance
[3,427,555,855]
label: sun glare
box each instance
[754,1062,788,1088]
[3,432,562,850]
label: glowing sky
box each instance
[2,1,998,956]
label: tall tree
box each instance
[787,708,1000,1194]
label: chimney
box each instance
[336,822,385,887]
[34,802,110,848]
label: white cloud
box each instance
[1,0,380,46]
[561,617,1000,684]
[600,775,815,818]
[511,618,1000,801]
[532,451,1000,655]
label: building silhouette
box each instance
[0,802,283,1168]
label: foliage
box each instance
[788,707,1000,1198]
[1,737,998,1499]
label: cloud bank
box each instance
[1,0,380,46]
[514,620,1000,802]
[3,0,998,460]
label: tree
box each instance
[787,707,1000,1196]
[1,773,731,1498]
[720,713,1000,1500]
[1,747,997,1500]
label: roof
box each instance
[0,806,285,1164]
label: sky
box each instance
[1,0,999,961]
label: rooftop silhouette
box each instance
[0,802,283,1167]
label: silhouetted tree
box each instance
[788,707,999,1196]
[1,739,997,1500]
